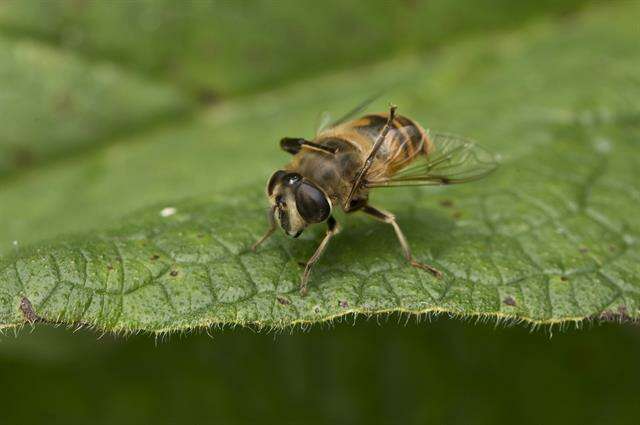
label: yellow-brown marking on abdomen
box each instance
[350,113,430,173]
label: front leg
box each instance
[281,137,337,155]
[300,216,340,296]
[251,206,277,252]
[361,204,442,278]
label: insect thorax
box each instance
[287,137,364,207]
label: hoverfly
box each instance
[252,101,498,295]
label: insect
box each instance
[251,102,498,296]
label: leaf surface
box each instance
[0,0,592,94]
[0,2,639,331]
[0,35,190,176]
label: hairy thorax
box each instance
[286,137,365,209]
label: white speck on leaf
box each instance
[594,138,612,153]
[160,207,177,217]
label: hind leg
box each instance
[361,204,442,278]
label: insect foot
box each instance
[410,260,443,279]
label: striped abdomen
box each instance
[300,113,432,202]
[343,113,431,174]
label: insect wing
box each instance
[317,92,386,135]
[315,111,334,135]
[365,130,499,187]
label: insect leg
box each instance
[280,137,306,154]
[300,216,340,296]
[280,138,336,155]
[360,205,442,278]
[344,104,397,208]
[251,206,277,252]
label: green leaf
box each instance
[0,34,190,176]
[1,2,639,332]
[0,0,592,95]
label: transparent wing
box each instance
[365,130,499,188]
[317,92,385,135]
[315,111,333,134]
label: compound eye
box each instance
[267,170,286,195]
[295,182,331,223]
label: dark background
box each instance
[1,319,639,424]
